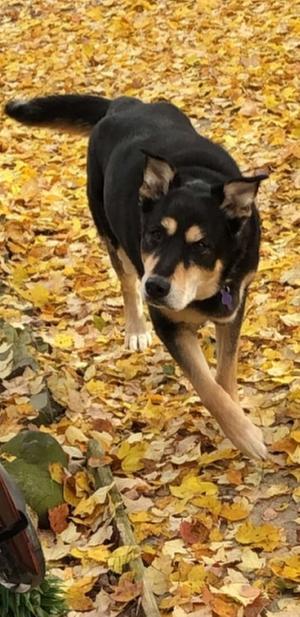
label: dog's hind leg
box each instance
[107,243,151,351]
[214,295,246,403]
[149,306,266,460]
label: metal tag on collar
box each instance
[221,285,233,310]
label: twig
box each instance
[87,439,160,617]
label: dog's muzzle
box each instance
[144,276,170,302]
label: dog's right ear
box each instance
[139,153,175,202]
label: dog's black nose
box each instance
[145,276,170,300]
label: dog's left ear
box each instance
[139,153,176,201]
[221,174,268,219]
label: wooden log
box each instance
[87,439,160,617]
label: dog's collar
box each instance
[220,284,233,310]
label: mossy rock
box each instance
[0,431,68,527]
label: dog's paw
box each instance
[125,331,152,352]
[232,419,267,460]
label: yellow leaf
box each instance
[121,443,147,473]
[289,445,300,464]
[70,545,110,563]
[73,483,113,516]
[12,265,28,285]
[235,521,283,551]
[264,484,289,498]
[209,528,223,542]
[108,545,141,574]
[264,94,278,109]
[184,53,200,66]
[73,496,97,517]
[0,453,17,463]
[86,6,103,22]
[116,357,141,379]
[74,470,92,497]
[65,426,88,445]
[129,511,149,523]
[199,448,236,465]
[48,462,65,484]
[292,487,300,503]
[221,501,250,521]
[87,546,111,563]
[63,478,81,507]
[85,379,107,396]
[270,554,300,582]
[66,577,95,611]
[291,429,300,443]
[186,564,206,592]
[71,218,82,234]
[23,284,50,307]
[192,495,222,514]
[54,332,74,349]
[170,475,218,500]
[117,440,131,459]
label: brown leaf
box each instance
[111,572,143,603]
[244,595,270,617]
[180,519,210,544]
[48,503,69,534]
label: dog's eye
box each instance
[193,239,210,250]
[148,227,164,243]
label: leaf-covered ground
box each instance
[0,0,299,615]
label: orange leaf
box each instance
[203,587,238,617]
[48,503,69,534]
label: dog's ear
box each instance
[139,153,176,202]
[221,175,268,219]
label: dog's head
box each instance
[139,154,267,311]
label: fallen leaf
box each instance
[111,572,142,602]
[66,577,95,610]
[269,554,300,582]
[235,521,284,551]
[48,502,69,534]
[170,475,218,500]
[108,545,141,574]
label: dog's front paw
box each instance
[125,331,152,352]
[232,418,267,460]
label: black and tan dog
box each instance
[5,94,268,459]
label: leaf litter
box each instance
[0,0,299,615]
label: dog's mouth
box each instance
[142,273,222,311]
[144,297,167,309]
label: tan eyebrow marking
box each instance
[185,225,204,243]
[161,217,177,236]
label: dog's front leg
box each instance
[215,295,246,402]
[106,243,151,351]
[149,307,266,460]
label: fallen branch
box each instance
[87,439,160,617]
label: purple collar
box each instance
[220,285,233,310]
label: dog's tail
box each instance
[4,94,111,135]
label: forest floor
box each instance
[0,1,299,615]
